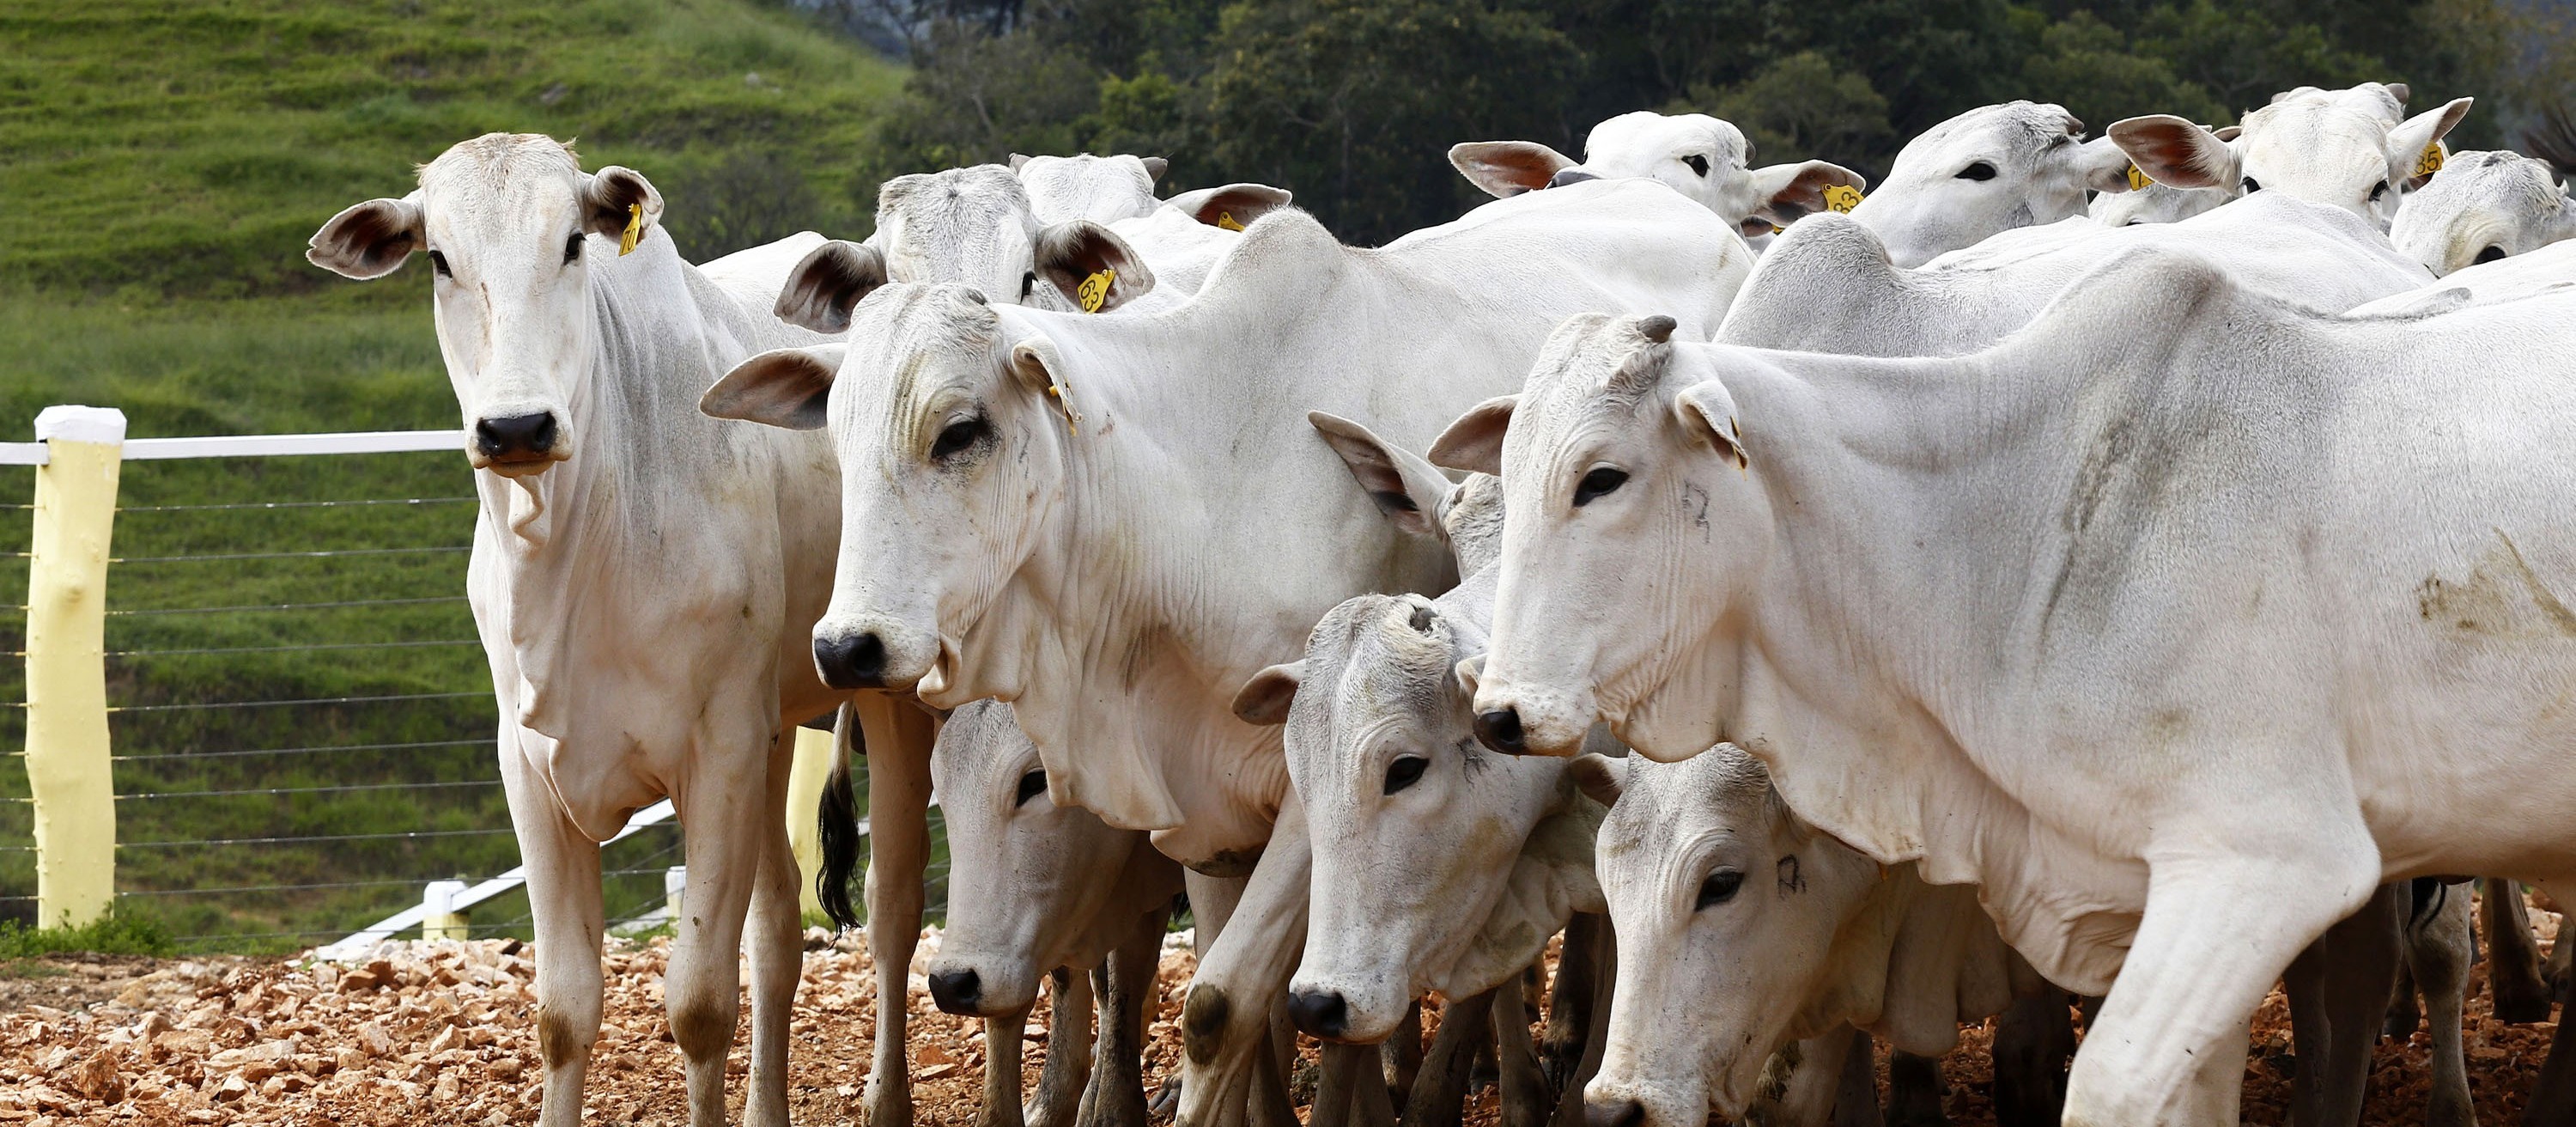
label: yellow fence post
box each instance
[421,880,469,941]
[785,725,835,917]
[24,405,125,929]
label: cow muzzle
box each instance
[812,617,940,692]
[471,410,570,475]
[1285,988,1351,1040]
[1468,676,1595,757]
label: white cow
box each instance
[930,699,1185,1127]
[2111,82,2471,228]
[1842,101,2138,266]
[1439,258,2576,1123]
[1571,747,2051,1127]
[304,133,943,1127]
[2390,149,2576,274]
[2091,126,2239,227]
[702,179,1753,1127]
[1723,191,2428,357]
[2346,237,2576,316]
[1449,112,1865,237]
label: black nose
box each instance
[474,412,558,459]
[1584,1097,1645,1127]
[1474,709,1528,755]
[927,968,981,1014]
[1547,168,1603,189]
[1285,989,1349,1039]
[813,632,887,690]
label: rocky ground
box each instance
[0,906,2560,1126]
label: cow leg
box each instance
[2549,918,2573,998]
[2403,881,2476,1127]
[1546,917,1617,1127]
[858,693,940,1127]
[501,735,606,1127]
[669,722,779,1127]
[1539,915,1601,1096]
[1081,903,1168,1127]
[2063,849,2378,1127]
[1884,1052,1947,1127]
[983,1008,1032,1127]
[1384,1003,1424,1100]
[1033,968,1097,1127]
[1990,992,2073,1127]
[743,728,804,1127]
[1402,988,1496,1127]
[1832,1030,1885,1127]
[1177,807,1310,1127]
[2282,882,2401,1127]
[1492,978,1551,1127]
[2529,1006,2576,1126]
[2385,953,2422,1039]
[2488,879,2555,1023]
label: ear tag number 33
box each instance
[1822,184,1862,213]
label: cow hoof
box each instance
[866,1080,915,1127]
[1147,1075,1183,1118]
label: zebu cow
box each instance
[2347,237,2576,316]
[1570,747,2053,1127]
[703,179,1753,1127]
[930,700,1185,1127]
[1841,101,2138,266]
[305,134,945,1127]
[1448,112,1864,237]
[2111,82,2471,228]
[2091,126,2239,227]
[2390,149,2576,274]
[1441,258,2576,1124]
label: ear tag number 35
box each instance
[1078,269,1115,314]
[1822,184,1862,213]
[2415,143,2446,179]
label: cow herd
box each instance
[304,77,2576,1127]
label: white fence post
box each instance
[420,880,469,941]
[664,866,687,925]
[24,406,125,929]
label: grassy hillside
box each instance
[0,0,909,950]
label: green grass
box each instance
[0,0,911,953]
[0,912,177,959]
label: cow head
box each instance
[308,133,664,475]
[1449,112,1866,238]
[1578,747,1883,1127]
[808,165,1158,325]
[1846,101,2136,266]
[2390,149,2576,275]
[1011,152,1169,223]
[702,283,1078,697]
[2090,126,2239,227]
[2112,83,2472,228]
[926,700,1150,1016]
[1431,313,1772,761]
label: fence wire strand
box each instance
[118,496,476,514]
[108,595,470,618]
[118,778,503,801]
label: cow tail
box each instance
[817,701,866,931]
[2409,876,2445,930]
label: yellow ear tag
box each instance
[1770,224,1784,235]
[617,203,643,257]
[1216,211,1246,232]
[2126,163,2152,191]
[1821,184,1862,213]
[2414,143,2446,179]
[1078,269,1115,314]
[1046,377,1083,435]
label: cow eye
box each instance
[1382,756,1428,795]
[1694,868,1744,909]
[428,250,453,278]
[1021,271,1036,300]
[1682,155,1710,178]
[564,232,585,264]
[1574,466,1628,507]
[2476,245,2507,265]
[1014,768,1048,807]
[2369,180,2391,204]
[2241,176,2263,194]
[932,417,987,460]
[1956,161,1998,182]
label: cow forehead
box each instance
[1599,747,1778,856]
[932,699,1042,795]
[1296,595,1459,758]
[833,283,1006,440]
[1585,113,1751,174]
[1509,316,1674,458]
[416,133,586,241]
[1889,101,2078,174]
[1017,155,1157,222]
[879,168,1041,281]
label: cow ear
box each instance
[1564,752,1626,807]
[1453,654,1483,699]
[1673,380,1747,470]
[1428,394,1520,476]
[1309,411,1453,538]
[776,240,890,334]
[1140,156,1169,182]
[2385,82,2412,108]
[1746,161,1867,225]
[2391,98,2474,190]
[1449,141,1575,199]
[2108,115,2239,191]
[1166,183,1294,229]
[2210,125,2243,142]
[701,344,845,429]
[309,194,424,279]
[581,166,665,244]
[1010,153,1033,173]
[1035,221,1157,312]
[1231,662,1305,726]
[2072,136,2141,194]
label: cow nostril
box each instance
[927,969,981,1014]
[1547,168,1603,190]
[1285,989,1349,1039]
[1473,709,1528,755]
[813,632,890,690]
[1584,1098,1646,1127]
[474,412,558,458]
